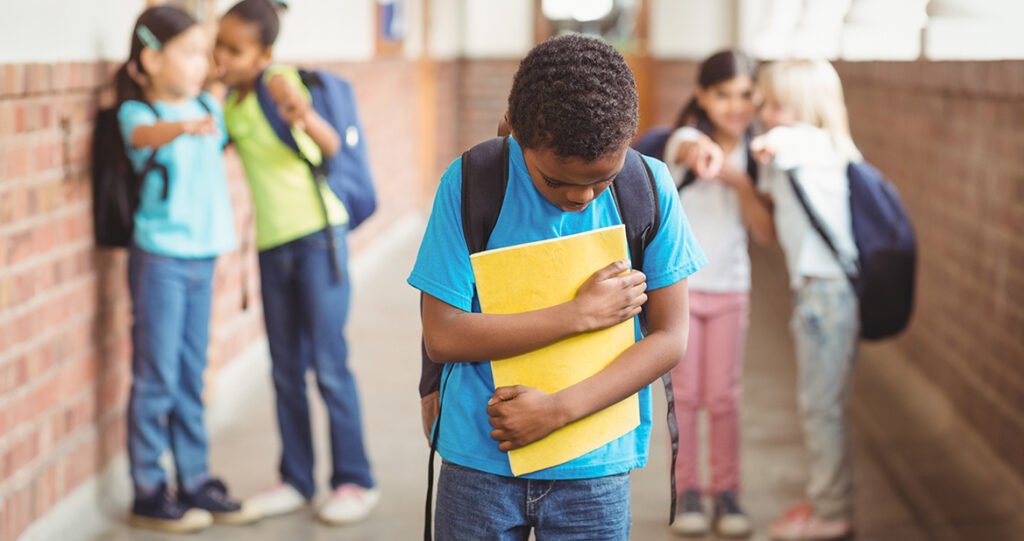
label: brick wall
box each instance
[0,56,424,541]
[835,60,1024,481]
[648,58,1024,482]
[454,59,520,155]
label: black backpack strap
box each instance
[786,170,859,281]
[608,148,660,329]
[609,150,680,524]
[460,137,510,253]
[745,137,759,188]
[424,136,511,541]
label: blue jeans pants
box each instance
[127,246,215,493]
[258,227,374,498]
[792,278,859,519]
[435,461,631,540]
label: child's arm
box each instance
[486,278,690,452]
[719,163,776,244]
[421,259,646,363]
[129,117,217,149]
[266,74,342,158]
[669,133,724,180]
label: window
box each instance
[376,0,407,55]
[540,0,641,52]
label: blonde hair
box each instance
[758,59,862,162]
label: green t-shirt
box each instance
[225,66,348,251]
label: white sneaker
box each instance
[317,484,380,526]
[244,483,308,518]
[670,489,709,537]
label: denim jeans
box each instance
[127,246,216,493]
[435,461,631,541]
[791,278,859,520]
[258,227,374,498]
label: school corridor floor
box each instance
[84,215,1024,541]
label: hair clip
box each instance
[136,24,162,51]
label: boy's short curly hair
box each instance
[507,34,639,162]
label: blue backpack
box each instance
[787,162,917,340]
[255,69,378,229]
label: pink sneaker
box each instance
[770,502,853,541]
[317,483,380,526]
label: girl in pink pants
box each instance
[661,50,775,538]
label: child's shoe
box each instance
[245,482,309,517]
[670,488,709,537]
[129,484,213,533]
[180,477,261,525]
[770,502,853,541]
[713,490,752,538]
[317,483,380,526]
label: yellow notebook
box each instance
[470,224,640,476]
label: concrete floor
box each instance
[86,216,1024,541]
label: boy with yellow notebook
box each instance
[408,34,706,540]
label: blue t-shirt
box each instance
[118,93,237,258]
[407,137,707,479]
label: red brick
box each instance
[4,64,24,96]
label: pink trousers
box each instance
[669,290,750,495]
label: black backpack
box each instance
[787,161,917,340]
[91,102,164,248]
[420,137,684,539]
[91,98,214,248]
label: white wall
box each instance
[215,0,375,61]
[428,0,462,60]
[649,0,735,60]
[0,0,144,63]
[461,0,532,59]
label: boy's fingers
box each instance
[587,260,630,284]
[618,270,646,288]
[490,428,509,442]
[488,385,522,405]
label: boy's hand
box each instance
[750,135,777,163]
[487,385,568,451]
[180,116,218,137]
[572,260,647,333]
[267,74,311,130]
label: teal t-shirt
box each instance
[407,137,707,479]
[118,93,237,258]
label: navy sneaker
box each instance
[129,484,213,533]
[714,490,752,538]
[180,477,262,525]
[670,488,709,537]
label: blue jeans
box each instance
[791,278,859,520]
[435,461,631,541]
[127,246,216,493]
[258,227,374,498]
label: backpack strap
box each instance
[423,136,511,541]
[609,150,681,525]
[460,137,510,254]
[608,149,660,300]
[786,169,859,280]
[134,101,171,201]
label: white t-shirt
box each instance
[758,124,859,290]
[664,127,751,292]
